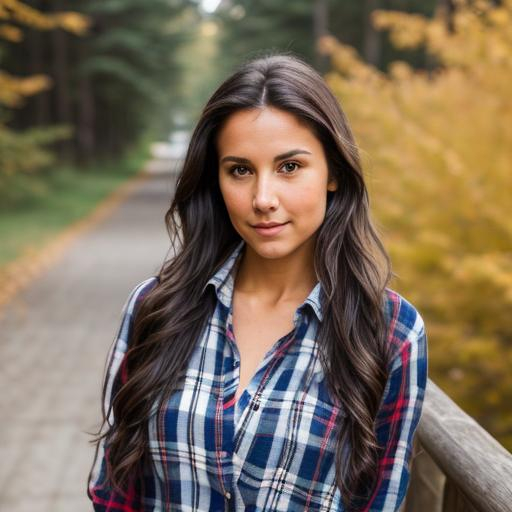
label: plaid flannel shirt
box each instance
[87,240,428,511]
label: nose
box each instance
[252,174,279,212]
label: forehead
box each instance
[216,107,321,155]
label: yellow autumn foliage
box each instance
[0,0,89,35]
[0,1,89,188]
[0,23,22,42]
[319,0,512,449]
[0,71,51,107]
[0,2,89,107]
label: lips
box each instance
[252,221,289,237]
[253,222,287,228]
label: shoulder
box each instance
[111,276,159,370]
[383,287,427,367]
[122,275,159,316]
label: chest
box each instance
[149,310,345,510]
[231,299,296,402]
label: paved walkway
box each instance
[0,166,175,511]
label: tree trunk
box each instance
[76,41,96,165]
[438,0,456,33]
[51,0,72,159]
[363,0,382,67]
[27,28,50,127]
[313,0,329,73]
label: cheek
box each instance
[220,182,249,217]
[288,183,327,221]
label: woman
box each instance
[87,53,428,511]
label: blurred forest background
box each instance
[1,0,510,451]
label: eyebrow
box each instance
[220,149,312,165]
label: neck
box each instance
[234,236,318,306]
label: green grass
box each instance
[0,146,149,267]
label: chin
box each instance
[244,237,297,260]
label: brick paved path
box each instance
[0,170,174,511]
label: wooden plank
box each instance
[404,437,445,512]
[443,478,481,512]
[417,379,512,512]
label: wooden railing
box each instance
[402,379,512,512]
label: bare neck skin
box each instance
[234,235,318,308]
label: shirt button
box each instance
[225,491,231,499]
[233,360,239,368]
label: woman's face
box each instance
[217,106,337,260]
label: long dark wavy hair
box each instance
[89,52,395,510]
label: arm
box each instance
[86,277,158,511]
[362,296,428,512]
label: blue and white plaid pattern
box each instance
[88,240,428,511]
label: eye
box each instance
[228,165,251,177]
[227,161,301,178]
[280,161,301,174]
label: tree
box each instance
[2,0,193,164]
[0,0,88,202]
[319,0,512,449]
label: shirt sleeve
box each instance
[86,277,158,511]
[361,294,429,512]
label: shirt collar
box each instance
[201,239,245,310]
[202,240,324,322]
